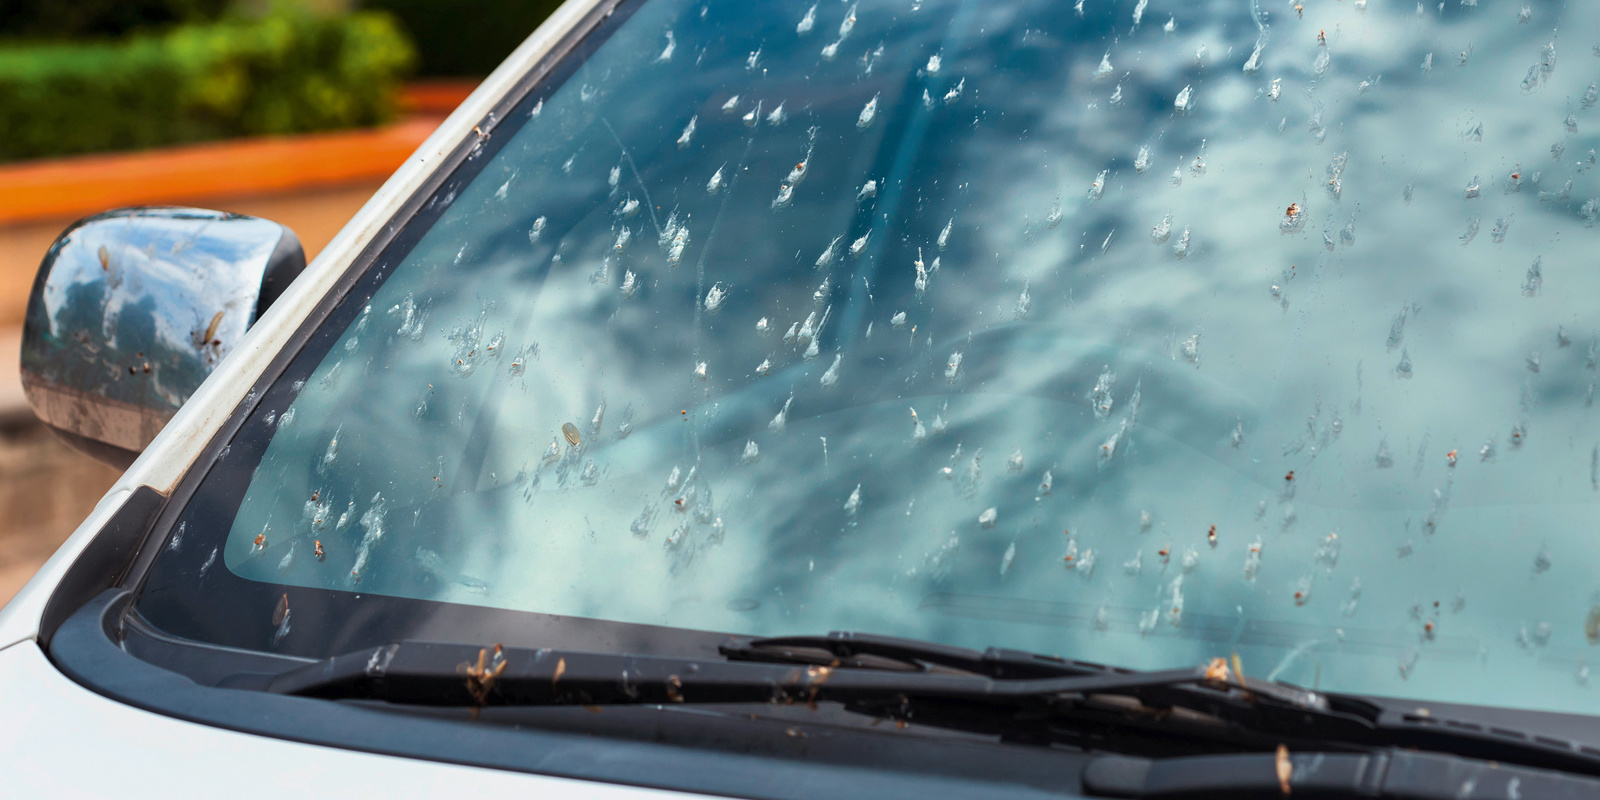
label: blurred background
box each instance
[0,0,559,604]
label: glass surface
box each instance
[220,0,1600,713]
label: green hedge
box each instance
[360,0,560,77]
[0,0,229,40]
[0,10,415,162]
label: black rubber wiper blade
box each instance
[720,631,1330,711]
[268,638,1281,709]
[263,637,1600,778]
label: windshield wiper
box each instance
[263,632,1600,778]
[267,634,1315,711]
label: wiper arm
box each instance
[264,633,1600,779]
[267,636,1309,711]
[720,630,1327,707]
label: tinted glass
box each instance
[181,0,1600,713]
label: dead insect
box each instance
[313,540,325,560]
[204,311,225,346]
[1293,590,1307,605]
[1158,545,1171,561]
[1203,657,1231,683]
[1284,470,1295,482]
[1316,29,1326,46]
[272,593,289,627]
[1207,525,1218,547]
[1284,203,1300,219]
[562,422,581,446]
[310,490,320,502]
[1276,744,1293,795]
[253,532,266,549]
[462,645,509,717]
[1423,620,1436,639]
[1446,450,1458,466]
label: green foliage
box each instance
[0,0,231,40]
[359,0,560,77]
[0,9,415,162]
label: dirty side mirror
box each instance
[20,207,305,468]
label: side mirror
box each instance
[20,207,305,468]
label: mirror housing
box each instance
[20,207,305,467]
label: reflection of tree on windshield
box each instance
[227,0,1600,715]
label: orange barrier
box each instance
[0,116,442,226]
[398,79,480,115]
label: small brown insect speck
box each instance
[1203,657,1231,683]
[562,422,581,446]
[204,310,224,345]
[253,532,266,548]
[1207,525,1217,546]
[1446,450,1458,466]
[1316,28,1326,45]
[310,491,319,502]
[1511,172,1521,180]
[552,657,567,687]
[462,646,508,717]
[1276,744,1293,795]
[1293,590,1306,605]
[1423,620,1436,639]
[1285,203,1300,218]
[314,540,325,560]
[1158,546,1170,559]
[98,245,110,270]
[272,593,289,626]
[1285,470,1295,482]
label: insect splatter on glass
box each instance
[218,0,1600,714]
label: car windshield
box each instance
[186,0,1600,713]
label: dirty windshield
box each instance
[224,0,1600,713]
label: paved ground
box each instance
[0,180,383,607]
[0,420,119,606]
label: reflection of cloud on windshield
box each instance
[230,0,1600,713]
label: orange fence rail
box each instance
[0,116,443,226]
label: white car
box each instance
[8,0,1600,797]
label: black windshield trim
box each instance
[52,590,1094,800]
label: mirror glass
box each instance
[21,206,302,464]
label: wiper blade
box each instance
[720,631,1327,707]
[264,634,1600,779]
[268,636,1305,710]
